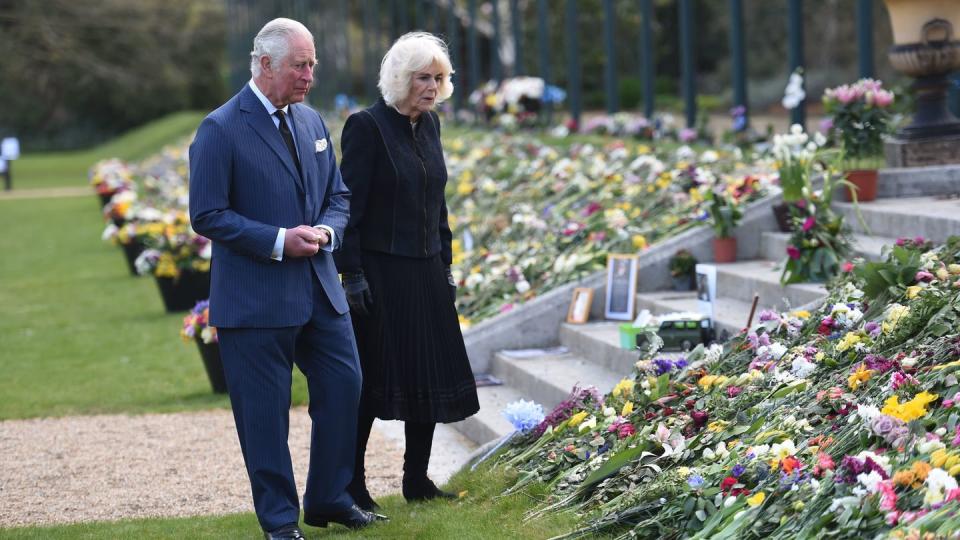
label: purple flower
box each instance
[865,321,881,338]
[731,464,746,477]
[758,310,780,322]
[688,474,705,489]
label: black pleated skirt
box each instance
[353,250,480,423]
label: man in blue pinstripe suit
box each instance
[189,18,385,539]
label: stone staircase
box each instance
[453,195,960,447]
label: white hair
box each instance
[250,18,313,78]
[378,32,454,106]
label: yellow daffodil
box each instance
[791,310,811,319]
[632,235,648,250]
[847,363,875,391]
[906,285,922,299]
[747,492,766,507]
[621,401,634,417]
[882,391,938,422]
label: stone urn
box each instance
[884,0,960,139]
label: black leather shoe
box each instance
[347,482,382,512]
[263,524,305,540]
[402,476,457,502]
[303,504,388,529]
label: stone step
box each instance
[634,290,757,337]
[761,231,896,263]
[715,259,827,309]
[491,350,625,411]
[559,322,639,375]
[833,196,960,242]
[450,384,525,445]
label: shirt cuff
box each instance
[271,227,285,261]
[315,225,335,252]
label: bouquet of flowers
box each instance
[778,166,854,284]
[181,299,217,344]
[133,210,211,278]
[89,158,134,202]
[771,124,827,204]
[822,79,895,166]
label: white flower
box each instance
[578,415,597,433]
[603,407,616,418]
[768,342,788,361]
[791,356,816,378]
[924,468,958,505]
[856,404,880,424]
[515,280,530,294]
[782,72,806,109]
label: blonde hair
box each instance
[378,32,454,106]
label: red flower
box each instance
[691,410,709,429]
[787,245,802,260]
[720,476,738,492]
[802,216,816,232]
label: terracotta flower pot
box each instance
[713,237,737,263]
[845,169,879,202]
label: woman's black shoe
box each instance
[347,482,382,512]
[402,476,457,502]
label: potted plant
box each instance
[89,158,134,207]
[181,299,226,394]
[706,188,742,263]
[779,164,855,285]
[668,249,698,291]
[822,79,896,202]
[771,124,825,232]
[133,210,212,312]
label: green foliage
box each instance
[669,249,698,277]
[706,189,742,239]
[0,1,224,151]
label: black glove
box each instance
[342,272,373,317]
[445,266,456,304]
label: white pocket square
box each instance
[315,138,328,152]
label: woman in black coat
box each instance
[334,32,479,511]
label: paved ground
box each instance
[0,408,475,527]
[0,186,89,200]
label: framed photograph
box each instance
[604,254,638,320]
[695,263,717,320]
[567,287,595,324]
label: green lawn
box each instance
[12,111,206,190]
[0,195,308,419]
[0,468,591,539]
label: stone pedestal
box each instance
[885,134,960,168]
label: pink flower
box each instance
[802,216,816,232]
[874,90,894,108]
[842,261,854,273]
[500,303,514,314]
[878,480,898,511]
[679,128,697,142]
[582,202,602,217]
[916,271,935,282]
[787,245,802,260]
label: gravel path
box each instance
[0,408,475,527]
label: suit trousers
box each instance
[218,275,362,531]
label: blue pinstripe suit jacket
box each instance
[189,85,350,327]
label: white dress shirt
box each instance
[248,79,335,260]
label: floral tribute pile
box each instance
[90,121,771,325]
[442,134,771,326]
[485,237,960,539]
